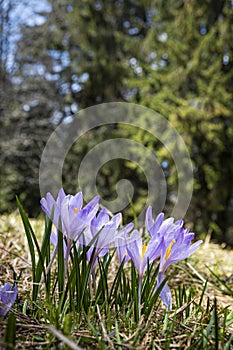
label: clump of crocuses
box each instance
[0,283,18,317]
[41,189,202,310]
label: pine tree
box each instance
[129,0,233,243]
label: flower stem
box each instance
[64,238,72,277]
[138,276,142,320]
[40,244,58,285]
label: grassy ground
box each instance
[0,211,232,349]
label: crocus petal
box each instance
[156,273,172,309]
[40,193,62,228]
[95,213,121,249]
[69,196,100,240]
[56,188,66,209]
[69,192,83,212]
[70,212,88,240]
[79,227,93,246]
[86,245,94,263]
[141,237,163,274]
[146,207,165,238]
[73,198,99,235]
[145,206,153,232]
[148,238,163,262]
[91,208,109,236]
[50,230,58,247]
[40,192,55,218]
[50,230,67,257]
[98,246,110,258]
[60,197,70,234]
[114,223,136,264]
[83,196,100,216]
[153,212,165,234]
[160,232,203,272]
[186,240,203,256]
[119,222,134,236]
[158,217,175,236]
[151,214,165,238]
[0,283,18,317]
[126,230,142,274]
[115,245,130,264]
[110,213,122,228]
[174,219,183,226]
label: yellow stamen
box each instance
[141,244,147,259]
[165,239,176,260]
[74,207,79,213]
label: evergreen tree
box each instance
[0,0,151,215]
[128,0,233,243]
[45,0,152,217]
[1,0,232,244]
[0,0,21,211]
[0,1,61,214]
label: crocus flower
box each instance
[157,228,202,309]
[40,188,66,229]
[146,207,202,309]
[114,222,134,264]
[41,189,100,271]
[50,230,68,258]
[159,227,203,273]
[126,229,163,318]
[126,229,163,279]
[0,283,18,317]
[41,189,100,241]
[80,208,122,268]
[146,206,184,240]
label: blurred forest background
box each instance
[0,0,233,245]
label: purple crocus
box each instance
[40,189,100,241]
[50,230,68,258]
[157,228,202,309]
[146,206,184,240]
[0,283,18,317]
[40,188,66,229]
[146,207,202,309]
[80,208,122,268]
[114,222,135,264]
[40,189,100,270]
[127,229,163,278]
[126,229,163,317]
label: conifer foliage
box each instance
[0,0,232,243]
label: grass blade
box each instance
[57,228,65,294]
[4,313,16,349]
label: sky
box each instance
[10,0,51,27]
[2,0,51,71]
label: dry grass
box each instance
[0,211,233,348]
[190,241,233,308]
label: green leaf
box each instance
[4,313,16,349]
[17,197,49,301]
[57,228,65,294]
